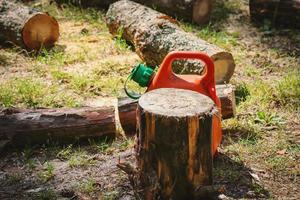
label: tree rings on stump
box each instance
[136,88,216,200]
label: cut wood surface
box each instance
[0,106,115,148]
[250,0,300,28]
[106,0,235,84]
[136,88,215,199]
[118,84,236,134]
[0,0,59,50]
[55,0,212,24]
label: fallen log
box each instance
[0,106,115,148]
[0,0,59,50]
[136,88,214,199]
[56,0,212,24]
[118,84,236,134]
[106,0,235,84]
[250,0,300,28]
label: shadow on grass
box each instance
[214,153,270,199]
[254,24,300,57]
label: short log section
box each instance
[136,88,216,199]
[0,0,59,50]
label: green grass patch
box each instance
[39,162,55,183]
[75,177,97,195]
[0,77,81,108]
[36,189,57,200]
[68,149,94,168]
[273,71,300,110]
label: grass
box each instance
[39,162,55,183]
[75,177,97,195]
[68,149,94,168]
[6,172,23,185]
[36,189,57,200]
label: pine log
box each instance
[118,84,236,135]
[135,0,212,24]
[250,0,300,28]
[136,88,215,199]
[56,0,212,24]
[106,0,235,84]
[0,0,59,50]
[0,106,115,148]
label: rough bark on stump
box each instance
[0,106,115,148]
[250,0,300,28]
[136,88,215,199]
[118,84,235,135]
[56,0,212,24]
[106,0,235,84]
[0,0,59,50]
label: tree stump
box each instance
[136,88,216,200]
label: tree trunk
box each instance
[136,88,215,199]
[55,0,212,24]
[118,84,236,135]
[0,106,115,148]
[106,0,235,84]
[0,0,59,50]
[250,0,300,28]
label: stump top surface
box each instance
[139,88,215,117]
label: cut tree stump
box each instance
[0,0,59,50]
[56,0,212,24]
[136,88,215,199]
[0,106,115,148]
[106,0,235,84]
[118,84,235,135]
[250,0,300,28]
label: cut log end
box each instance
[193,0,213,24]
[139,88,216,117]
[22,13,59,50]
[212,52,235,84]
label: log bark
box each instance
[0,106,115,148]
[0,0,59,50]
[118,84,236,135]
[136,88,215,199]
[55,0,212,24]
[134,0,213,25]
[106,0,235,84]
[250,0,300,28]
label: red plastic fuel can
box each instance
[147,51,222,154]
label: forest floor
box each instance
[0,0,299,199]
